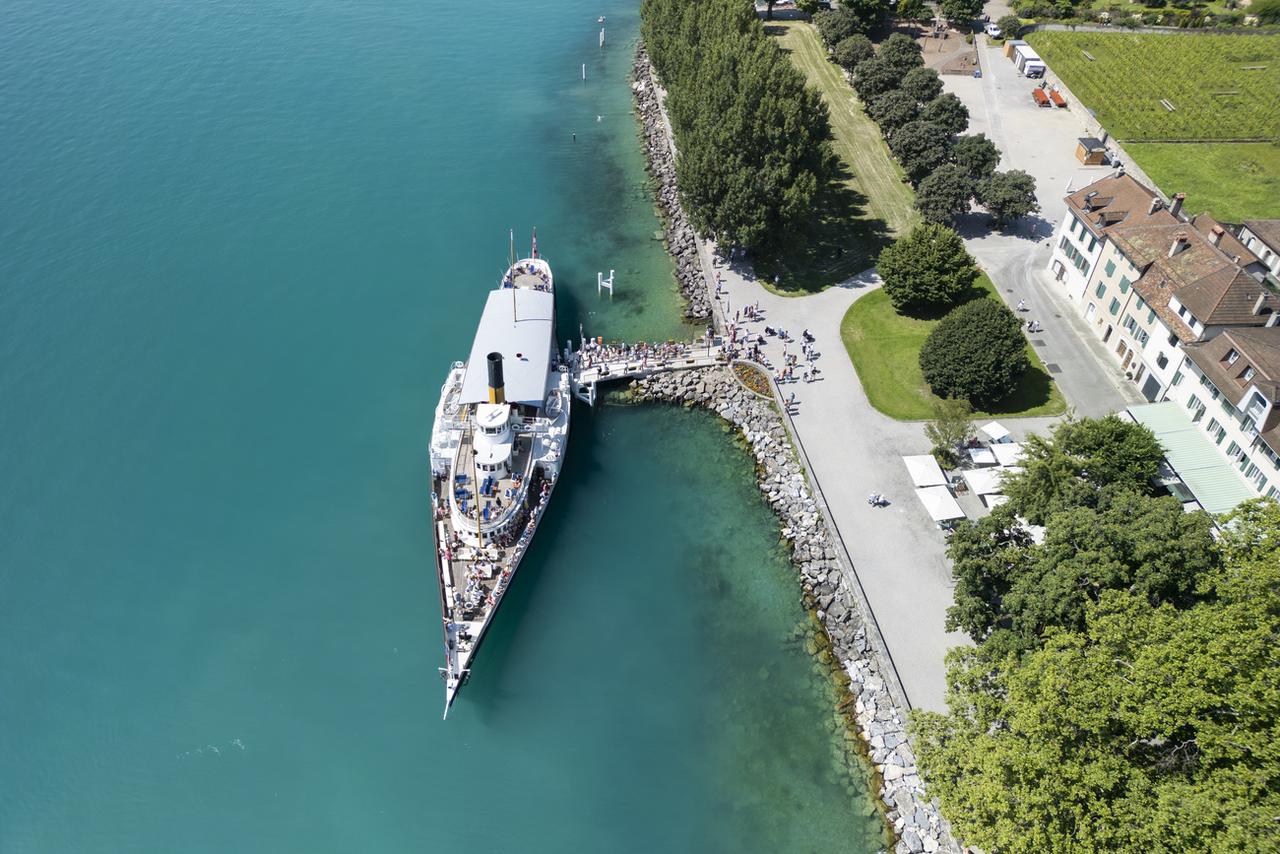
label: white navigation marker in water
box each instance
[581,63,585,81]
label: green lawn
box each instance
[1123,142,1280,222]
[1024,32,1280,142]
[840,275,1066,421]
[757,20,918,295]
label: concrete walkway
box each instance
[705,250,1016,710]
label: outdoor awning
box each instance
[915,486,966,522]
[992,442,1024,467]
[1124,402,1257,516]
[980,421,1012,443]
[903,454,947,487]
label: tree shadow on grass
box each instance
[980,363,1057,416]
[752,161,894,294]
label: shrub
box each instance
[1252,0,1280,22]
[920,299,1029,405]
[833,35,875,71]
[876,223,980,314]
[996,14,1023,37]
[925,397,976,466]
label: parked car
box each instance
[983,23,1002,38]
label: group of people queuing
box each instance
[574,336,696,371]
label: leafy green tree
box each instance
[888,120,952,182]
[920,298,1028,405]
[852,58,900,103]
[815,8,863,45]
[976,169,1040,227]
[877,32,925,74]
[939,0,984,23]
[951,133,1000,180]
[900,66,943,104]
[925,397,975,466]
[916,501,1280,853]
[841,0,893,32]
[832,34,875,72]
[897,0,932,24]
[1002,415,1166,524]
[796,0,822,14]
[642,0,833,252]
[876,222,978,314]
[947,490,1217,645]
[920,92,969,135]
[866,90,919,136]
[914,163,974,224]
[996,13,1024,36]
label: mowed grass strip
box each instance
[754,21,916,295]
[1124,142,1280,222]
[1024,32,1280,142]
[772,21,917,234]
[840,275,1066,421]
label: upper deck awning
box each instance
[460,289,555,406]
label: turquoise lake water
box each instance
[0,1,885,850]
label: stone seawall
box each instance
[629,367,959,854]
[632,45,712,322]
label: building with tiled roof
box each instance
[1069,180,1277,405]
[1165,325,1280,500]
[1238,219,1280,283]
[1046,172,1182,301]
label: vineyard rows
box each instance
[1024,33,1280,143]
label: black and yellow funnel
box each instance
[486,352,505,404]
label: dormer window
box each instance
[1226,349,1239,365]
[1241,366,1255,383]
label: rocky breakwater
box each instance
[628,367,959,854]
[632,45,711,322]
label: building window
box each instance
[1109,297,1121,316]
[1169,333,1179,347]
[1119,276,1131,293]
[1226,349,1239,365]
[1172,370,1184,386]
[1087,236,1098,252]
[1242,366,1255,382]
[1104,259,1116,277]
[1135,295,1147,310]
[1148,309,1157,326]
[1122,314,1137,333]
[1268,486,1279,500]
[1157,353,1169,370]
[1227,441,1240,457]
[1178,304,1188,318]
[1187,393,1201,410]
[1207,417,1220,433]
[1136,329,1150,347]
[1095,282,1107,299]
[1215,427,1227,445]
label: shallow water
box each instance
[0,1,885,850]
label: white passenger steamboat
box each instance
[429,232,570,718]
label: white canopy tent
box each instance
[915,486,966,524]
[991,442,1024,467]
[983,493,1010,509]
[962,467,1007,497]
[903,454,947,488]
[980,421,1013,444]
[968,447,998,467]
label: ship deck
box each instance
[451,430,534,534]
